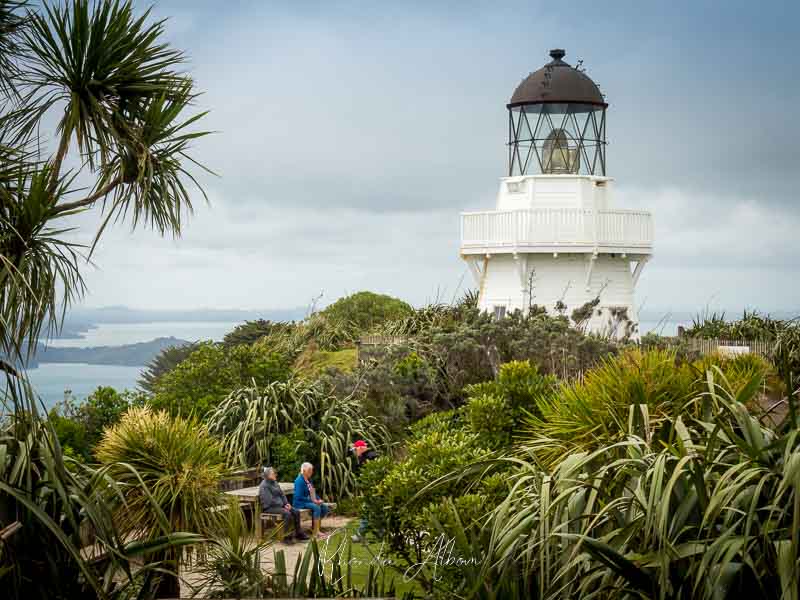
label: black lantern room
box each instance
[507,49,607,177]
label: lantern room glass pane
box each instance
[508,104,606,176]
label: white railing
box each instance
[460,208,653,251]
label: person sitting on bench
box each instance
[293,462,333,539]
[259,466,307,542]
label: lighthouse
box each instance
[460,49,654,337]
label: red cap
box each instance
[353,440,367,448]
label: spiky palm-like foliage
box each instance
[370,292,480,338]
[773,321,800,428]
[256,313,356,355]
[206,380,392,499]
[95,406,227,597]
[685,312,800,426]
[268,538,416,599]
[520,349,774,469]
[189,503,270,599]
[0,163,84,360]
[0,1,27,95]
[223,320,293,348]
[1,378,202,599]
[95,406,226,540]
[192,514,417,599]
[1,0,209,362]
[686,310,785,341]
[434,368,799,600]
[0,2,211,598]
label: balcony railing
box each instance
[460,208,653,253]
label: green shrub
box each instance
[464,393,512,446]
[471,369,800,600]
[479,471,511,498]
[362,418,505,595]
[206,379,392,499]
[269,427,311,479]
[48,409,87,459]
[408,408,464,439]
[321,291,413,333]
[357,454,394,532]
[324,311,616,435]
[417,491,497,538]
[497,360,556,408]
[415,491,492,584]
[409,310,617,406]
[149,342,292,418]
[466,359,556,416]
[325,346,444,433]
[393,351,427,378]
[49,386,141,459]
[363,425,493,582]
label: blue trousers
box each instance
[294,500,330,521]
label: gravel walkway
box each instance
[180,515,354,596]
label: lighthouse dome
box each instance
[508,49,606,108]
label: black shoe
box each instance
[295,531,310,541]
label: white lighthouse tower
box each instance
[460,49,653,336]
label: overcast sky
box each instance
[62,0,799,316]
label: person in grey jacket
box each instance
[259,467,307,542]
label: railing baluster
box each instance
[460,208,652,249]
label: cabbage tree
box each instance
[0,1,210,598]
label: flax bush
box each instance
[459,368,800,600]
[206,379,392,499]
[521,348,775,469]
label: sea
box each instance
[21,321,242,411]
[14,317,684,412]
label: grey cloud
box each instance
[55,1,800,313]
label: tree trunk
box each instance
[153,549,181,599]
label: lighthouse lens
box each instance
[542,128,580,174]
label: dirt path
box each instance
[260,515,354,575]
[181,515,354,596]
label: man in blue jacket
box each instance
[293,462,333,539]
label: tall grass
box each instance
[521,349,775,469]
[206,380,392,499]
[1,376,203,599]
[444,368,799,599]
[189,502,270,598]
[267,538,416,599]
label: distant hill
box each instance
[31,337,191,368]
[52,306,307,340]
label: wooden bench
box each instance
[260,503,338,538]
[261,508,313,525]
[219,467,261,491]
[260,508,310,540]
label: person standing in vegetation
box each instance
[351,439,377,543]
[293,463,333,539]
[259,467,307,543]
[352,439,377,466]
